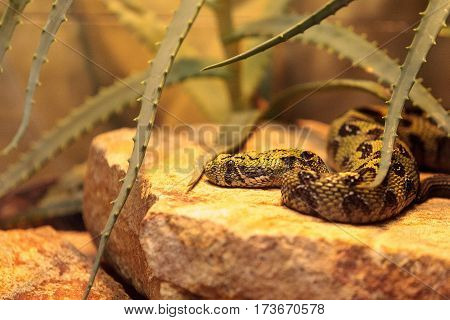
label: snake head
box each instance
[204,154,233,186]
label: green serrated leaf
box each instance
[0,164,85,229]
[0,71,144,201]
[0,58,225,200]
[105,0,165,52]
[0,0,31,71]
[2,0,73,155]
[241,0,295,102]
[83,0,206,300]
[373,0,450,187]
[203,0,354,70]
[268,79,390,117]
[187,0,299,190]
[439,26,450,36]
[229,15,449,136]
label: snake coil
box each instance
[205,105,449,224]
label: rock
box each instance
[84,125,449,300]
[0,227,129,299]
[83,128,198,299]
[59,231,97,262]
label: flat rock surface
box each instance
[84,124,449,299]
[0,227,129,299]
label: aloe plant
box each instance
[0,0,30,67]
[0,58,226,200]
[83,0,207,299]
[0,0,448,300]
[440,26,450,36]
[2,0,73,155]
[373,0,450,187]
[203,0,355,70]
[225,12,449,183]
[0,0,30,70]
[105,0,165,52]
[0,164,85,229]
[227,14,449,131]
[268,79,391,115]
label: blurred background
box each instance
[0,0,448,184]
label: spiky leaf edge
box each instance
[439,26,450,36]
[203,0,354,70]
[104,0,164,52]
[228,15,449,135]
[2,0,73,155]
[106,0,233,121]
[0,58,226,200]
[83,0,206,299]
[373,0,450,187]
[0,0,30,71]
[241,0,295,103]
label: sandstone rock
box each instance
[0,227,129,299]
[83,128,198,299]
[84,125,449,300]
[60,230,97,262]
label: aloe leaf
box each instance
[104,0,165,52]
[211,0,243,108]
[0,164,84,229]
[268,79,390,116]
[241,0,295,102]
[0,71,144,201]
[112,0,235,121]
[440,26,450,36]
[0,0,30,71]
[0,57,225,200]
[156,57,233,122]
[203,0,354,70]
[169,57,229,82]
[372,0,450,187]
[0,71,143,201]
[2,0,73,155]
[83,0,206,299]
[229,15,449,135]
[210,0,292,108]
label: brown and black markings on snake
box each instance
[204,105,450,224]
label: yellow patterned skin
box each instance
[204,105,449,224]
[205,149,329,188]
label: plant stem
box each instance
[213,0,244,110]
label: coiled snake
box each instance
[205,105,450,224]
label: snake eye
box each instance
[226,159,235,166]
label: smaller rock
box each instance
[0,226,129,299]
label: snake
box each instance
[204,105,450,224]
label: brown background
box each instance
[0,0,448,184]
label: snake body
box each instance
[205,105,449,224]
